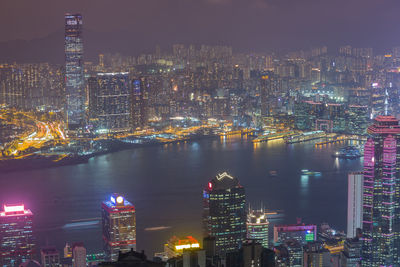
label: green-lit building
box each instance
[247,209,269,248]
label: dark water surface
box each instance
[0,136,363,256]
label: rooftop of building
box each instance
[0,203,33,217]
[99,249,165,267]
[367,115,400,135]
[167,236,200,251]
[274,223,317,231]
[247,209,269,224]
[207,172,242,191]
[102,194,135,211]
[40,246,59,255]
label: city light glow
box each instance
[4,204,25,213]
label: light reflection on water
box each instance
[0,138,363,256]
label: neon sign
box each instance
[216,172,234,180]
[4,204,24,213]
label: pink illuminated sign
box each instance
[4,204,25,213]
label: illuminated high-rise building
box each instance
[341,238,362,267]
[72,242,86,267]
[273,222,316,245]
[88,72,131,132]
[40,247,60,267]
[260,72,275,117]
[203,172,246,256]
[102,194,136,261]
[65,13,84,130]
[131,77,149,129]
[347,172,363,239]
[346,105,369,135]
[163,236,200,259]
[247,209,269,248]
[285,239,303,267]
[0,203,35,266]
[362,115,400,266]
[303,241,332,267]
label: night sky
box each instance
[1,0,400,61]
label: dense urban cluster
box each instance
[2,11,400,267]
[1,15,400,135]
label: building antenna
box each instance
[384,88,389,116]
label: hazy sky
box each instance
[1,0,400,52]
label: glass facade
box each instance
[246,209,269,248]
[0,204,35,266]
[362,115,400,266]
[131,78,149,129]
[65,13,84,129]
[101,194,136,261]
[203,172,246,256]
[273,224,317,245]
[89,72,131,132]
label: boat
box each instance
[269,170,278,177]
[332,146,362,159]
[252,131,296,143]
[265,210,285,220]
[301,169,322,176]
[62,220,99,229]
[285,131,326,144]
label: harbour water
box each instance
[0,135,363,256]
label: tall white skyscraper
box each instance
[347,172,363,238]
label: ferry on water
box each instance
[301,169,322,176]
[285,131,326,144]
[332,146,362,159]
[252,130,295,143]
[265,210,285,220]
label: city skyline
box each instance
[2,3,400,266]
[1,0,400,63]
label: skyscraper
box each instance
[273,223,317,245]
[72,242,86,267]
[362,115,400,266]
[40,247,60,267]
[0,203,35,266]
[303,241,332,267]
[203,172,246,256]
[164,236,200,259]
[102,194,136,261]
[340,238,362,267]
[347,172,363,238]
[131,77,149,129]
[247,208,269,248]
[65,13,84,130]
[284,239,303,267]
[88,72,131,132]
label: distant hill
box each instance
[0,29,159,65]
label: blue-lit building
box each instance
[65,13,84,130]
[203,172,246,256]
[102,194,136,261]
[88,72,131,132]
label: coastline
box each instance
[0,134,220,174]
